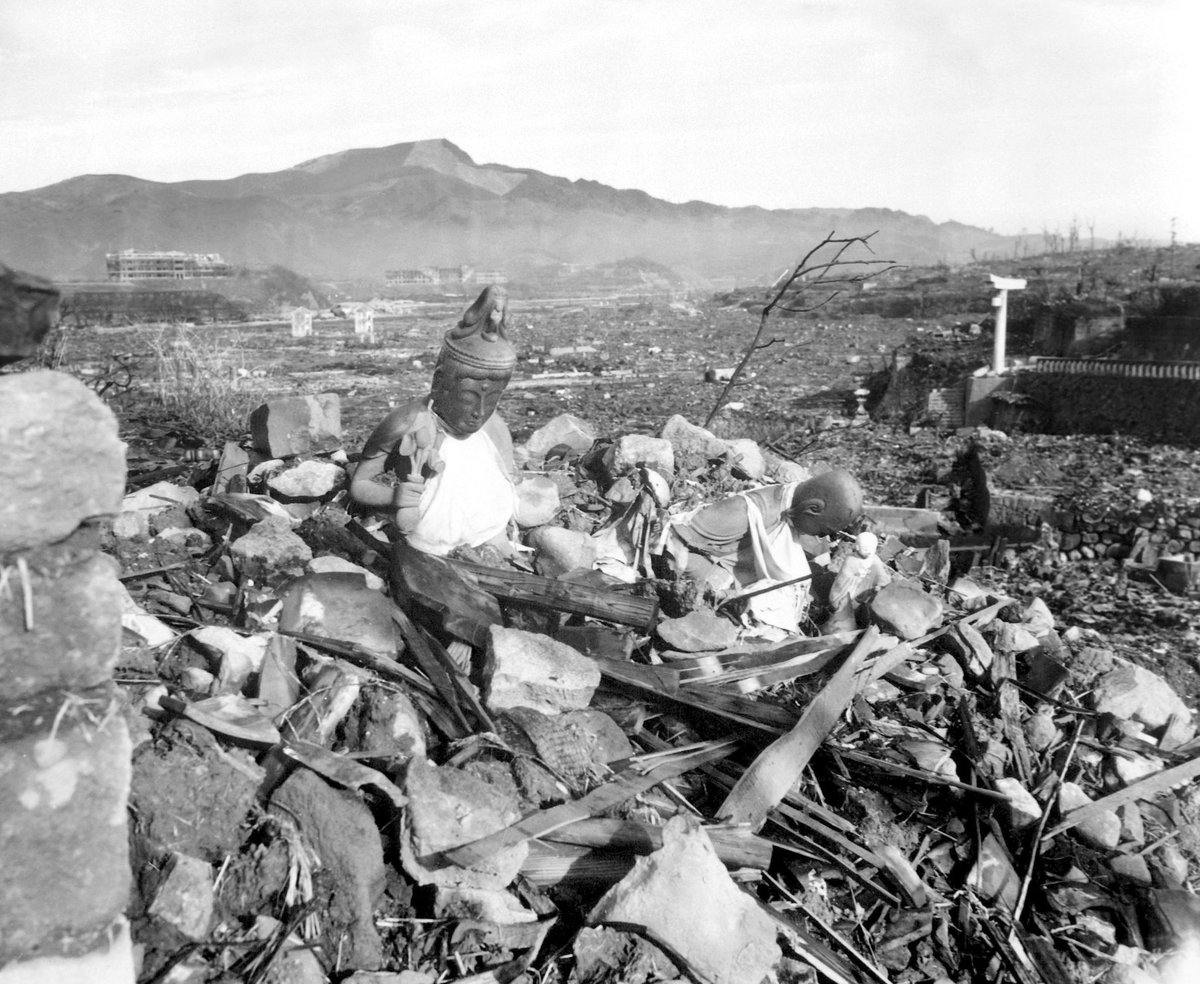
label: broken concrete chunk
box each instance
[306,554,385,590]
[120,586,178,648]
[1110,854,1153,885]
[660,414,765,479]
[1059,781,1121,850]
[992,622,1041,654]
[271,769,386,970]
[148,853,213,941]
[995,777,1043,831]
[1092,661,1195,740]
[267,459,346,501]
[518,412,596,464]
[762,450,811,484]
[250,393,341,457]
[967,833,1020,911]
[402,758,527,891]
[560,709,634,764]
[278,572,399,654]
[484,626,601,715]
[515,475,561,527]
[603,434,675,480]
[587,815,781,984]
[113,480,201,539]
[0,370,126,551]
[528,525,598,578]
[869,580,944,640]
[230,516,314,580]
[656,609,740,654]
[188,626,270,694]
[1021,597,1056,637]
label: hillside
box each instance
[0,138,1021,282]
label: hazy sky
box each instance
[2,0,1193,240]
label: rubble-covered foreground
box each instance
[107,399,1200,984]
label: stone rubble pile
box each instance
[9,385,1200,984]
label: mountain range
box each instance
[0,138,1018,283]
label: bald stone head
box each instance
[786,468,864,536]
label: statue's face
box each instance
[431,370,508,436]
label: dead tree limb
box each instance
[703,231,900,430]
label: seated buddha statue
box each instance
[349,286,518,557]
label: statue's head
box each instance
[787,468,865,536]
[430,286,517,436]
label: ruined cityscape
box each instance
[0,95,1196,984]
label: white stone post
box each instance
[989,274,1027,372]
[290,308,312,338]
[354,308,375,340]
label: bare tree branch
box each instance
[702,232,900,429]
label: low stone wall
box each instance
[0,368,134,979]
[1014,367,1200,445]
[990,490,1200,564]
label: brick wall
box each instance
[1,270,135,980]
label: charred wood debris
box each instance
[109,408,1200,984]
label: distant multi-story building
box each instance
[105,249,231,282]
[384,265,508,288]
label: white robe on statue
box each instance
[406,427,517,556]
[737,483,811,634]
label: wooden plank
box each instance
[717,626,883,830]
[450,557,659,630]
[443,740,737,867]
[1042,751,1200,842]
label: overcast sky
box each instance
[2,0,1194,241]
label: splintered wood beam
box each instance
[442,740,737,867]
[448,558,659,630]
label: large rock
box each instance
[603,435,675,481]
[484,626,601,715]
[514,476,561,527]
[278,572,399,654]
[656,610,740,654]
[230,517,313,581]
[0,371,125,551]
[146,853,214,941]
[528,526,598,578]
[518,413,596,464]
[660,415,765,479]
[1,552,124,700]
[402,758,527,890]
[271,770,386,970]
[1059,782,1121,850]
[869,580,944,640]
[267,459,346,501]
[1092,661,1195,739]
[587,815,780,984]
[112,481,199,539]
[0,695,132,965]
[250,393,341,458]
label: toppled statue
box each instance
[350,286,518,556]
[663,470,864,633]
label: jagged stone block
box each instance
[0,552,123,700]
[0,692,131,965]
[249,394,341,457]
[0,371,124,551]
